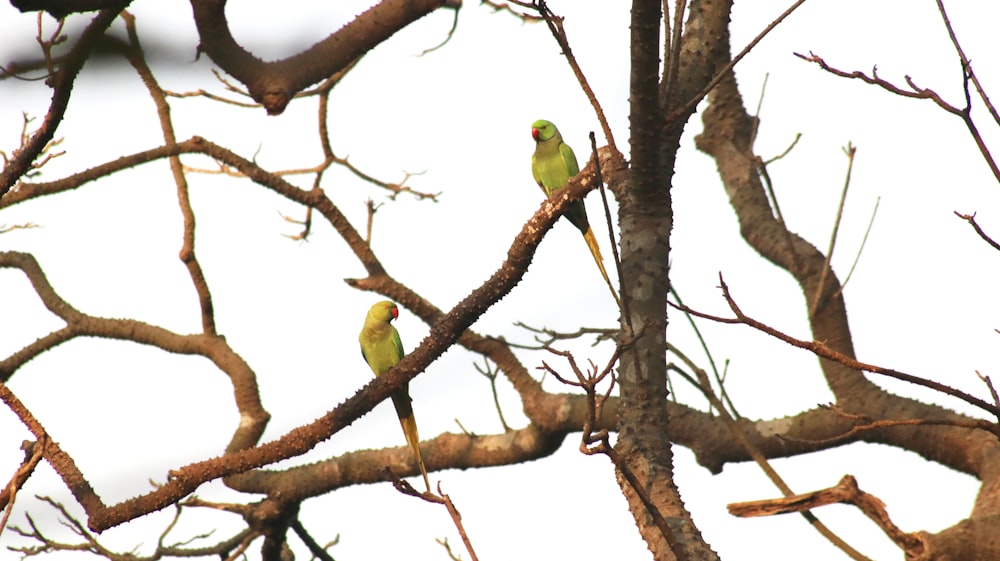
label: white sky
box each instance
[1,1,999,560]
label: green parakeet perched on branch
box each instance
[531,119,621,307]
[358,300,431,492]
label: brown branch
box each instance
[389,477,480,561]
[977,371,1000,415]
[231,424,567,502]
[0,252,269,452]
[0,436,47,538]
[670,274,1000,420]
[0,1,131,198]
[795,52,960,108]
[0,381,104,524]
[1,111,66,181]
[535,1,616,153]
[933,0,1000,128]
[955,212,1000,251]
[189,0,447,114]
[729,475,925,557]
[121,12,217,336]
[796,51,1000,185]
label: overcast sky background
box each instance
[2,1,1000,560]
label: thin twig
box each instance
[755,134,805,275]
[662,0,685,103]
[419,4,461,56]
[933,0,1000,127]
[976,371,1000,426]
[388,474,480,561]
[589,132,626,315]
[667,286,732,416]
[810,142,856,318]
[954,211,1000,250]
[473,357,512,432]
[834,196,880,298]
[748,72,769,148]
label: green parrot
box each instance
[531,119,621,307]
[358,300,431,492]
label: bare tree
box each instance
[2,1,999,560]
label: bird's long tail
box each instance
[391,390,431,492]
[582,227,622,308]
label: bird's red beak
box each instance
[531,128,540,141]
[391,307,399,320]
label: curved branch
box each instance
[189,0,447,114]
[121,12,218,336]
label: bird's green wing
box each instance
[390,324,403,362]
[559,141,579,178]
[531,153,543,193]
